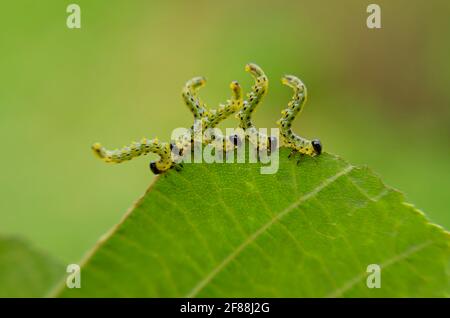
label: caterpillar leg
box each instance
[277,75,322,156]
[92,137,173,174]
[172,162,184,172]
[288,149,298,159]
[297,155,305,166]
[285,149,306,166]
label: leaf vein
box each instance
[185,165,354,297]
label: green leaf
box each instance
[56,149,449,297]
[0,236,63,297]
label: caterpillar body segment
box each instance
[91,138,173,174]
[277,75,322,156]
[182,76,208,119]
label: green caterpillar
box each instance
[92,138,173,174]
[277,75,322,156]
[236,63,275,151]
[92,63,321,175]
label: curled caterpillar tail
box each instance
[182,76,208,119]
[277,75,322,156]
[91,138,174,174]
[245,63,265,78]
[92,142,109,161]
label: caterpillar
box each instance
[92,63,322,175]
[277,75,322,156]
[236,63,277,151]
[92,138,174,174]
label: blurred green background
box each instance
[0,0,449,264]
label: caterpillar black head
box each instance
[311,139,322,156]
[229,134,241,147]
[149,161,164,175]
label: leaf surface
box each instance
[57,149,449,297]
